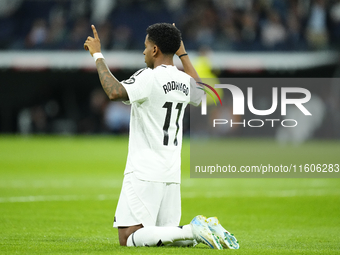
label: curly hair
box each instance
[146,23,182,55]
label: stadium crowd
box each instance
[2,0,340,137]
[1,0,340,52]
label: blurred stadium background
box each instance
[0,0,339,140]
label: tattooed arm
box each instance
[84,25,128,101]
[95,59,128,101]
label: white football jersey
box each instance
[121,64,201,183]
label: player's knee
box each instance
[118,224,143,246]
[118,230,130,246]
[119,235,128,246]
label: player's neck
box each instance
[153,55,174,69]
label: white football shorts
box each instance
[113,172,181,228]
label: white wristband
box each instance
[93,52,104,62]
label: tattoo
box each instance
[96,59,128,101]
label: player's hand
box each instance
[84,25,101,56]
[173,23,187,56]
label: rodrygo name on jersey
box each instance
[163,81,189,96]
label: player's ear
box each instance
[152,45,159,57]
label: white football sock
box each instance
[126,225,193,247]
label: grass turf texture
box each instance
[0,136,339,254]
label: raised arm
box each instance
[173,24,201,81]
[84,25,128,101]
[175,41,200,81]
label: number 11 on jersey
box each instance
[162,102,183,146]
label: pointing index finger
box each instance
[91,25,99,39]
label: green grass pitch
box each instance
[0,136,339,254]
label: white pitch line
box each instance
[1,189,339,203]
[181,189,340,198]
[0,194,117,203]
[0,179,123,188]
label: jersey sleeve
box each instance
[121,68,153,104]
[189,78,204,106]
